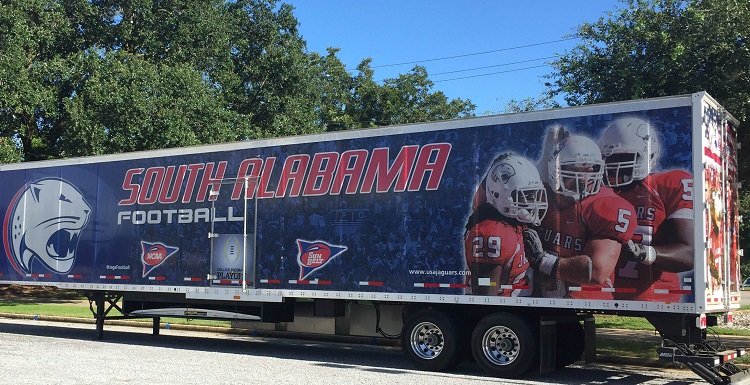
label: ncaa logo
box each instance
[141,241,179,277]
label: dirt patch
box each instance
[0,284,88,304]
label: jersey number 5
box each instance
[614,209,633,233]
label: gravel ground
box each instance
[0,318,705,385]
[716,310,750,330]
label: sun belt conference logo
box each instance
[296,239,347,280]
[141,241,179,277]
[3,178,91,275]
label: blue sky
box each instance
[285,0,622,116]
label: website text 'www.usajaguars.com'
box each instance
[408,269,470,276]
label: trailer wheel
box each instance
[401,309,464,372]
[556,321,585,368]
[471,313,537,378]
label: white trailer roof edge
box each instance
[0,92,705,171]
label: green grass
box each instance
[596,314,750,336]
[596,338,750,364]
[0,300,231,327]
[595,314,654,330]
[0,300,92,318]
[597,338,656,358]
[594,313,750,365]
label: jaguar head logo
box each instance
[4,178,91,275]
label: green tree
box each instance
[319,60,475,130]
[222,0,321,137]
[504,93,560,114]
[309,48,357,131]
[549,0,749,125]
[0,137,22,164]
[0,0,476,162]
[62,51,246,156]
[0,0,82,161]
[377,66,475,126]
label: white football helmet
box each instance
[485,154,548,225]
[598,116,661,187]
[548,135,604,200]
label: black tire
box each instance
[556,321,585,368]
[401,309,465,372]
[471,313,538,378]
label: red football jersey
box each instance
[464,216,530,297]
[536,186,636,300]
[612,170,694,301]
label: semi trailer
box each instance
[0,92,746,383]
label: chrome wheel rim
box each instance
[481,325,520,366]
[410,321,444,360]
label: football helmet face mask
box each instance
[548,135,604,200]
[485,154,548,225]
[598,117,661,187]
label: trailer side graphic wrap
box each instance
[702,99,740,302]
[0,106,696,302]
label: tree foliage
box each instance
[549,0,749,128]
[0,0,474,161]
[0,137,22,164]
[310,53,475,131]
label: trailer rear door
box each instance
[697,93,741,312]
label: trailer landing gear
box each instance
[650,314,750,385]
[85,291,123,339]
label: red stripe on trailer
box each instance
[261,279,281,284]
[704,147,721,163]
[569,286,638,293]
[26,273,50,278]
[148,276,166,281]
[289,280,332,285]
[183,277,202,282]
[580,286,604,291]
[99,275,129,280]
[67,274,83,279]
[359,281,384,286]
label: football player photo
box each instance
[526,128,636,300]
[598,117,694,302]
[464,153,547,296]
